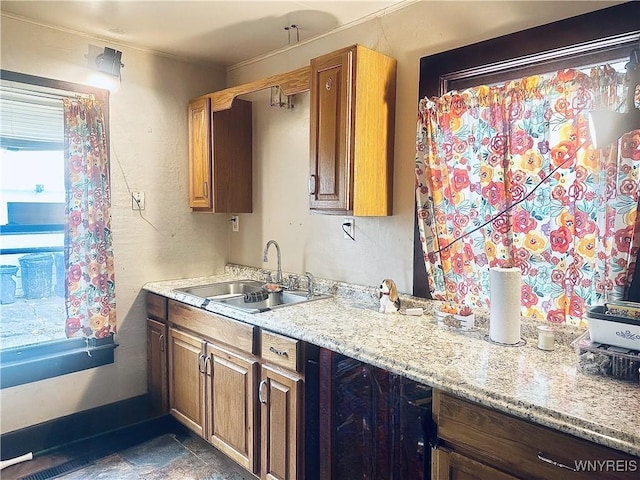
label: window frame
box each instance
[0,70,115,388]
[413,2,640,298]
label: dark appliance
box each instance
[315,348,432,479]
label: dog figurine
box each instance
[379,279,400,313]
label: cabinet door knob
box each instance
[258,379,268,404]
[308,175,317,195]
[197,353,205,373]
[158,334,165,353]
[325,77,333,91]
[203,181,208,198]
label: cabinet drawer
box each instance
[261,330,301,372]
[168,300,255,354]
[434,390,638,480]
[146,292,166,321]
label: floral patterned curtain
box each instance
[63,98,116,338]
[415,66,640,326]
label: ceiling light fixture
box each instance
[588,45,640,148]
[95,47,124,77]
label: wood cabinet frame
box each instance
[188,97,253,212]
[432,389,639,480]
[309,45,396,216]
[163,299,305,479]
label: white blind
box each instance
[0,80,65,149]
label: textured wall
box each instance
[0,15,228,433]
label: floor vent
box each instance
[19,456,91,480]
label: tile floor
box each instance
[2,429,256,480]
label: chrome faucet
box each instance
[263,240,283,285]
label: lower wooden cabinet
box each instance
[147,293,169,417]
[432,389,639,480]
[147,319,168,417]
[432,448,518,480]
[207,342,259,473]
[168,327,206,437]
[161,299,305,480]
[260,364,303,480]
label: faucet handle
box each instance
[261,270,273,283]
[304,272,316,297]
[286,274,299,290]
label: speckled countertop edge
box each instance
[143,265,640,457]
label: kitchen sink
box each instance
[174,279,332,313]
[175,280,265,299]
[216,289,331,313]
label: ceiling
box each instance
[0,1,412,67]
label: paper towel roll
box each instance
[489,267,522,344]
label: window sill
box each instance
[0,335,117,389]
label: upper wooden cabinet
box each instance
[187,96,252,213]
[309,45,397,216]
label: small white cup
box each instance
[537,325,555,351]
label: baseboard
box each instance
[0,394,179,460]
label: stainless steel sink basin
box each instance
[217,289,331,313]
[175,280,265,299]
[175,279,332,313]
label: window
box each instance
[413,3,640,322]
[0,71,116,388]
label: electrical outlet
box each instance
[231,215,239,232]
[132,191,145,210]
[343,217,354,240]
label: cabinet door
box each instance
[147,319,168,417]
[168,327,206,437]
[206,343,259,473]
[260,364,303,480]
[188,96,212,208]
[309,48,353,212]
[432,448,518,480]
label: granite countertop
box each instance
[143,265,640,457]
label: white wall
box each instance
[0,15,229,433]
[226,0,620,293]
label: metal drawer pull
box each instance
[203,356,211,376]
[159,334,164,352]
[308,175,316,195]
[537,452,577,472]
[258,380,268,404]
[269,346,288,357]
[197,353,205,373]
[204,182,208,198]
